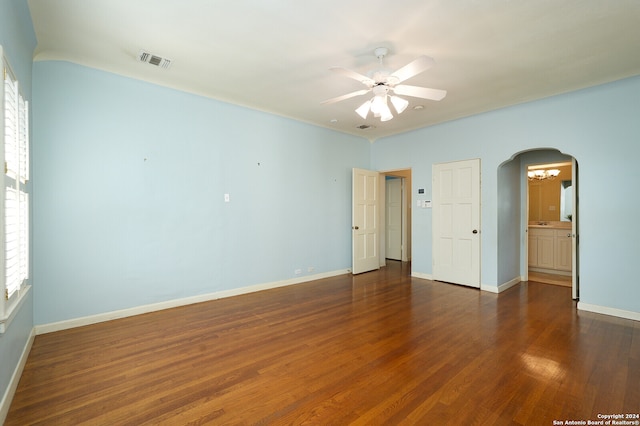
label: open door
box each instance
[433,159,481,288]
[572,158,579,300]
[352,168,380,274]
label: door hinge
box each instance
[4,288,8,301]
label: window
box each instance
[1,46,30,332]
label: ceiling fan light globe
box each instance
[370,95,387,114]
[380,103,394,121]
[390,96,409,114]
[380,112,394,122]
[355,99,372,119]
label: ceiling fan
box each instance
[322,47,446,122]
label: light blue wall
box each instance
[0,0,36,411]
[497,158,520,285]
[32,60,370,324]
[372,75,640,314]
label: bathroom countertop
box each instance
[528,222,572,229]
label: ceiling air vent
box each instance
[137,50,172,69]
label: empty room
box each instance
[1,1,639,424]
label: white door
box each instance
[352,168,380,274]
[433,159,481,288]
[386,178,402,260]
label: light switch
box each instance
[224,193,230,202]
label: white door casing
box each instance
[352,168,380,274]
[432,159,481,288]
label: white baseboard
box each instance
[577,302,640,322]
[0,328,35,425]
[412,272,521,294]
[35,269,350,335]
[411,271,433,280]
[482,276,522,294]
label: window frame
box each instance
[0,46,31,333]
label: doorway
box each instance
[381,169,412,264]
[385,177,403,261]
[519,151,579,300]
[527,161,573,288]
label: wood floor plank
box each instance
[6,261,639,425]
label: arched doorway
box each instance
[499,148,579,300]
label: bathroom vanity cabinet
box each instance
[528,227,572,272]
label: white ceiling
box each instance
[27,0,640,141]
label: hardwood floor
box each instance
[7,261,639,425]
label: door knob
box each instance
[472,229,478,234]
[353,226,359,230]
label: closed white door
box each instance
[433,159,481,288]
[386,178,402,260]
[352,168,380,274]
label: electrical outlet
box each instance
[294,269,302,275]
[308,266,315,273]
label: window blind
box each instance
[3,59,29,301]
[4,76,18,179]
[4,188,20,297]
[19,95,29,182]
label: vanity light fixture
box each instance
[527,169,561,181]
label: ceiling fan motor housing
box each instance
[373,84,390,96]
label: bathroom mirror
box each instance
[528,162,572,222]
[560,180,573,222]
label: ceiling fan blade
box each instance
[390,56,435,84]
[329,67,374,86]
[321,89,371,105]
[393,85,447,101]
